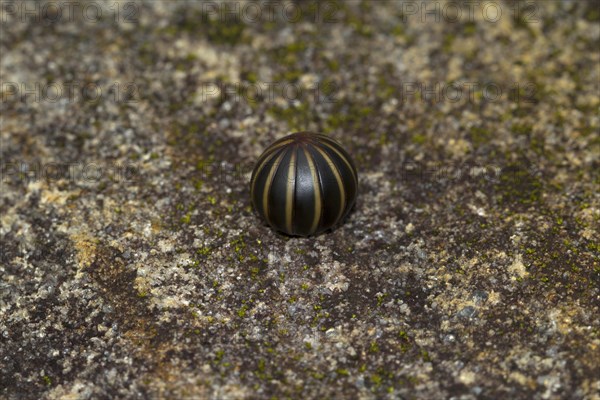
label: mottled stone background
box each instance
[1,1,599,399]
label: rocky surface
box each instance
[1,1,599,399]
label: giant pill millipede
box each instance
[250,132,358,237]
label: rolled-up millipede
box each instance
[250,131,358,237]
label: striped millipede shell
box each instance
[250,132,358,237]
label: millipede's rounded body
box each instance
[250,132,358,237]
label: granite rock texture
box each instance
[1,1,599,399]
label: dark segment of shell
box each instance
[250,132,358,237]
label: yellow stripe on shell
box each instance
[321,142,358,186]
[251,139,293,201]
[285,147,297,234]
[262,150,287,227]
[313,145,345,226]
[315,136,358,187]
[303,146,322,235]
